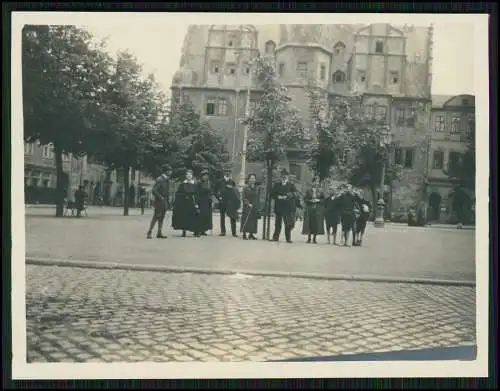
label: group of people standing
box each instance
[146,166,371,247]
[146,167,258,240]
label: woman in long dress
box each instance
[240,173,260,240]
[197,169,213,236]
[301,176,325,244]
[172,169,200,237]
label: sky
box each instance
[82,20,476,98]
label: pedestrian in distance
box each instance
[172,169,201,237]
[336,184,361,247]
[74,185,87,218]
[241,173,260,240]
[353,196,371,246]
[271,168,300,244]
[302,176,326,244]
[146,170,171,239]
[216,167,241,237]
[197,169,213,236]
[138,185,147,215]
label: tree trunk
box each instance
[265,161,273,240]
[370,184,377,210]
[54,142,65,217]
[123,165,130,216]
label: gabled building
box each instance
[171,23,435,212]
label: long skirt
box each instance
[240,205,259,234]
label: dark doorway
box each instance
[428,192,442,221]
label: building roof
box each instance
[431,94,454,108]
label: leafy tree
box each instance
[166,98,231,181]
[242,57,309,239]
[94,51,164,216]
[310,97,402,207]
[22,25,112,216]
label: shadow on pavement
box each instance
[269,345,477,362]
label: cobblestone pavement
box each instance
[25,207,475,282]
[26,265,476,363]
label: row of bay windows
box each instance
[24,141,71,161]
[431,150,466,172]
[209,59,400,87]
[433,114,475,136]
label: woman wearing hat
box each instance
[197,169,213,236]
[301,176,325,244]
[241,173,260,240]
[172,169,201,237]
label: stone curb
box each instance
[25,257,476,287]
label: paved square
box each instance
[25,206,475,281]
[26,265,476,362]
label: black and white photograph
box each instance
[11,12,489,379]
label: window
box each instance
[42,143,54,159]
[42,173,51,187]
[375,41,384,54]
[249,100,258,116]
[394,147,403,165]
[320,64,326,81]
[210,62,220,74]
[334,42,346,56]
[333,71,345,83]
[206,99,216,115]
[462,98,469,106]
[466,116,475,138]
[63,153,71,162]
[404,148,415,169]
[243,65,250,75]
[227,64,237,75]
[358,70,366,83]
[395,108,405,126]
[448,151,463,174]
[217,99,228,116]
[390,71,399,84]
[434,115,445,132]
[265,40,276,54]
[375,106,387,121]
[278,63,285,77]
[296,62,308,79]
[289,163,301,181]
[364,106,374,120]
[433,150,444,169]
[406,108,416,127]
[450,116,460,134]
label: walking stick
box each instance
[241,204,254,232]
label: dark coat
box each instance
[324,195,342,227]
[197,180,213,232]
[216,178,241,219]
[240,185,260,234]
[337,192,362,232]
[172,181,199,232]
[74,189,86,210]
[271,180,299,229]
[301,188,326,235]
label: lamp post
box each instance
[374,128,393,228]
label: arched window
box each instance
[333,41,346,56]
[333,70,346,83]
[265,40,276,54]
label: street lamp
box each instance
[374,127,393,228]
[237,33,257,197]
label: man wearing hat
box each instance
[271,168,300,243]
[146,169,171,239]
[216,166,241,237]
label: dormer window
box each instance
[462,98,469,105]
[211,62,220,74]
[333,71,346,83]
[375,40,384,54]
[333,41,346,56]
[390,71,399,84]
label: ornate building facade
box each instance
[171,23,436,213]
[426,94,475,223]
